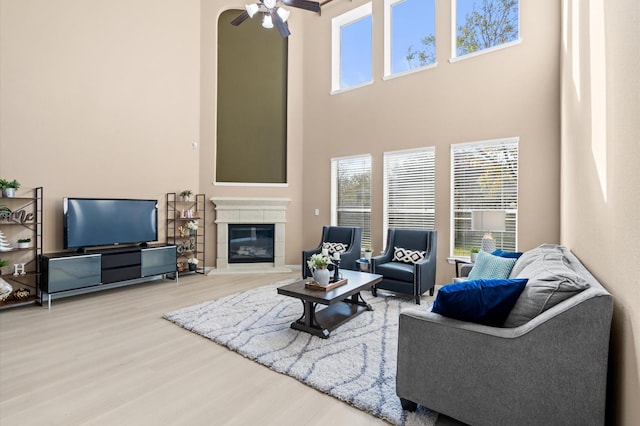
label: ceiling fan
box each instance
[231,0,321,38]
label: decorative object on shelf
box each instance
[188,257,199,271]
[13,263,26,276]
[177,261,185,272]
[471,210,506,253]
[470,247,479,262]
[0,278,12,302]
[17,238,31,249]
[186,220,198,236]
[0,230,11,251]
[13,287,30,300]
[307,253,332,286]
[178,225,187,238]
[0,179,21,198]
[179,189,193,202]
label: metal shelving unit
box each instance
[0,186,43,309]
[166,192,205,275]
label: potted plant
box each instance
[364,247,373,261]
[470,247,480,262]
[186,220,198,236]
[17,238,31,249]
[179,189,193,202]
[1,179,20,198]
[0,259,9,276]
[187,257,199,271]
[307,253,333,286]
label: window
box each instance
[331,3,372,92]
[383,147,435,248]
[452,0,520,60]
[384,0,436,78]
[450,138,518,257]
[331,155,372,248]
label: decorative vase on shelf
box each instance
[189,263,197,271]
[312,266,330,286]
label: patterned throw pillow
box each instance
[393,247,426,264]
[467,250,518,280]
[322,242,347,254]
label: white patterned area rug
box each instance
[164,279,438,426]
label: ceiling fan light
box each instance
[276,7,290,23]
[262,13,274,29]
[263,0,277,9]
[245,3,260,18]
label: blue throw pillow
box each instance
[467,251,518,280]
[492,249,524,259]
[432,278,528,326]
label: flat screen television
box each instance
[63,198,158,250]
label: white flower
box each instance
[186,220,198,230]
[188,258,199,265]
[307,253,332,271]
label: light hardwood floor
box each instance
[0,271,461,426]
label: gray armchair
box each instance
[371,229,437,304]
[302,226,362,279]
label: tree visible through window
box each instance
[383,147,435,248]
[331,155,372,248]
[455,0,519,57]
[451,138,518,258]
[384,0,436,76]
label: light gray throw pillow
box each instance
[503,252,590,328]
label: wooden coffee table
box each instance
[277,269,383,338]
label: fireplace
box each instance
[210,197,291,274]
[228,224,274,264]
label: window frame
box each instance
[331,154,372,248]
[331,2,373,94]
[383,0,437,80]
[450,137,519,259]
[383,147,436,249]
[450,0,521,63]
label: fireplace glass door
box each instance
[228,224,275,263]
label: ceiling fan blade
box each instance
[270,9,291,38]
[230,10,250,26]
[282,0,321,13]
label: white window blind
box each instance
[450,137,518,257]
[383,147,436,249]
[331,155,371,248]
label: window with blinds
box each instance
[450,137,519,257]
[331,155,372,248]
[383,147,436,249]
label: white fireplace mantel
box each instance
[209,197,291,274]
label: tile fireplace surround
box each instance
[209,197,291,274]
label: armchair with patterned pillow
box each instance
[370,228,437,304]
[302,226,362,279]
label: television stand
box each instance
[40,244,177,308]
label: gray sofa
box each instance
[396,244,613,426]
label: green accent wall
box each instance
[216,10,288,184]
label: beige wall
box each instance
[561,0,640,424]
[301,0,561,285]
[0,0,201,252]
